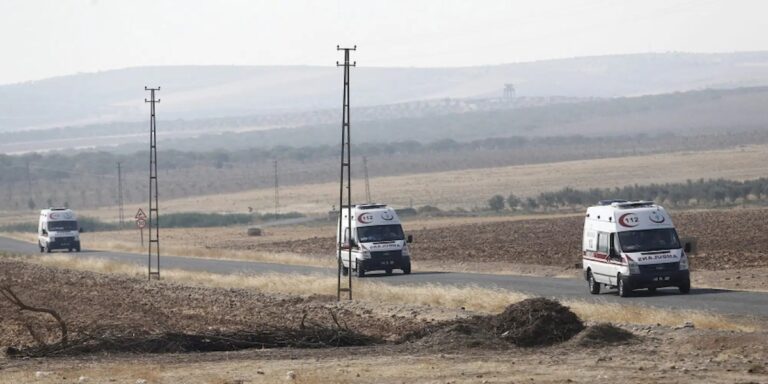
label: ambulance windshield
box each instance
[357,225,404,242]
[47,220,78,231]
[618,228,680,253]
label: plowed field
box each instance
[247,208,768,271]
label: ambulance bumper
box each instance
[626,270,690,289]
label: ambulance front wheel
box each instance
[402,262,411,275]
[678,280,691,294]
[617,274,631,297]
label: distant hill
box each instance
[3,51,768,132]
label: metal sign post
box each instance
[135,208,147,247]
[336,45,356,301]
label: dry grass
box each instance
[0,230,334,268]
[22,254,759,332]
[75,144,768,218]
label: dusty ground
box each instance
[0,259,767,384]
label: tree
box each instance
[488,195,505,212]
[506,193,522,210]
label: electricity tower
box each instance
[145,86,161,280]
[336,45,356,301]
[117,162,124,226]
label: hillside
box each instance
[2,51,768,133]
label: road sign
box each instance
[136,219,147,229]
[135,208,147,220]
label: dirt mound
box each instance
[493,298,584,347]
[574,323,636,347]
[408,298,584,349]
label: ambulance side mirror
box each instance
[79,227,85,233]
[41,229,47,236]
[684,242,692,253]
[407,235,413,243]
[349,238,357,248]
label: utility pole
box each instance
[363,156,371,204]
[273,159,279,219]
[117,162,125,226]
[336,45,356,301]
[145,86,161,280]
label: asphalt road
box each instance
[2,236,767,318]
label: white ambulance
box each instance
[38,208,81,253]
[582,200,690,297]
[337,204,412,277]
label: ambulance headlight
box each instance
[628,260,640,275]
[402,244,410,257]
[361,250,371,260]
[679,253,689,271]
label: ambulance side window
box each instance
[597,232,609,254]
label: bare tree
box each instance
[0,286,68,345]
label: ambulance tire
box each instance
[341,265,349,276]
[45,244,52,253]
[678,280,691,294]
[402,263,411,275]
[356,266,365,278]
[587,271,600,294]
[75,245,81,252]
[39,243,44,253]
[617,275,631,297]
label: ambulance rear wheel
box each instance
[587,271,600,294]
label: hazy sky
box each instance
[1,0,767,85]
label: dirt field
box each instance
[1,259,767,384]
[197,207,768,290]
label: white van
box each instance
[337,204,412,277]
[38,208,81,253]
[582,200,690,297]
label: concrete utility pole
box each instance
[117,162,125,226]
[363,156,371,204]
[145,86,161,280]
[273,159,279,218]
[336,45,356,301]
